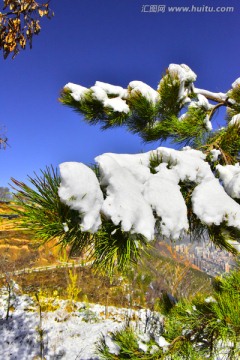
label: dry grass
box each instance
[0,202,14,214]
[0,203,60,271]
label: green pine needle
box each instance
[11,166,92,253]
[92,221,149,274]
[11,166,149,272]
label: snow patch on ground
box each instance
[0,288,141,360]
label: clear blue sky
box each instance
[0,0,240,188]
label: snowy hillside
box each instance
[0,286,162,360]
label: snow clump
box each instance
[64,82,88,101]
[128,81,160,103]
[232,77,240,89]
[216,163,240,199]
[90,82,129,114]
[168,64,197,101]
[168,64,197,83]
[58,162,104,232]
[58,147,240,242]
[210,149,221,162]
[228,114,240,126]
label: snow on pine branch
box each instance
[64,83,88,102]
[216,163,240,199]
[228,114,240,126]
[63,64,232,113]
[64,79,160,115]
[58,162,103,232]
[58,147,240,243]
[63,64,198,114]
[61,64,240,142]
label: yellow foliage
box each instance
[36,289,59,312]
[66,268,81,302]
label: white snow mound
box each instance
[57,147,240,240]
[58,162,104,232]
[216,163,240,199]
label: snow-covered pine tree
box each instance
[13,64,240,271]
[96,264,240,359]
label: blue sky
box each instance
[0,0,240,188]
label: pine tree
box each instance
[60,64,240,161]
[96,264,240,359]
[12,64,240,271]
[162,265,240,359]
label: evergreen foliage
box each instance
[97,327,164,359]
[11,167,90,251]
[11,167,148,273]
[61,89,129,129]
[202,124,240,164]
[227,84,240,119]
[97,266,240,359]
[11,64,240,269]
[9,64,240,359]
[60,66,240,163]
[163,265,240,359]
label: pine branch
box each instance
[60,65,240,154]
[10,166,149,273]
[202,124,240,164]
[11,167,92,253]
[60,88,129,129]
[194,88,228,103]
